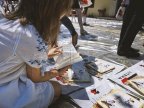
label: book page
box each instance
[54,43,83,70]
[86,81,113,102]
[86,59,115,74]
[54,43,78,63]
[85,58,125,78]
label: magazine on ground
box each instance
[93,89,144,108]
[85,58,125,78]
[86,81,113,102]
[109,61,144,98]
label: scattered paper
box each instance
[110,61,144,98]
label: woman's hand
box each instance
[48,46,63,58]
[56,65,71,83]
[47,65,71,78]
[26,64,71,83]
[58,65,71,76]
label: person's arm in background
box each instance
[61,16,78,47]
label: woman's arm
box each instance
[26,64,70,83]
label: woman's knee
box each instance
[50,81,61,98]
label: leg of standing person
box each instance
[118,0,138,52]
[118,0,135,48]
[83,0,95,26]
[61,16,78,46]
[83,7,90,26]
[75,8,88,35]
[117,0,144,57]
[72,0,88,35]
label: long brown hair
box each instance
[4,0,73,46]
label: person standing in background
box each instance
[117,0,144,58]
[72,0,89,35]
[82,0,95,26]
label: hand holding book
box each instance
[53,43,83,70]
[44,43,83,71]
[48,46,63,58]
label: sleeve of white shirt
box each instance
[16,25,49,73]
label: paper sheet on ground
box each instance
[109,61,144,98]
[85,58,125,79]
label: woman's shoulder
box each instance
[22,24,41,41]
[0,17,35,35]
[0,16,22,31]
[0,14,41,45]
[0,2,38,37]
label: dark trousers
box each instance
[61,16,77,36]
[118,0,144,50]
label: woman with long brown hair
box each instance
[0,0,73,107]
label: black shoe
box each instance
[140,27,144,31]
[130,47,139,52]
[83,23,90,26]
[80,30,89,35]
[117,50,140,58]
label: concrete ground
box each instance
[72,17,144,67]
[50,17,144,108]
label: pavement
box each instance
[71,17,144,67]
[52,17,144,108]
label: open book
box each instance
[44,43,83,71]
[54,43,83,70]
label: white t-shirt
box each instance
[0,9,54,108]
